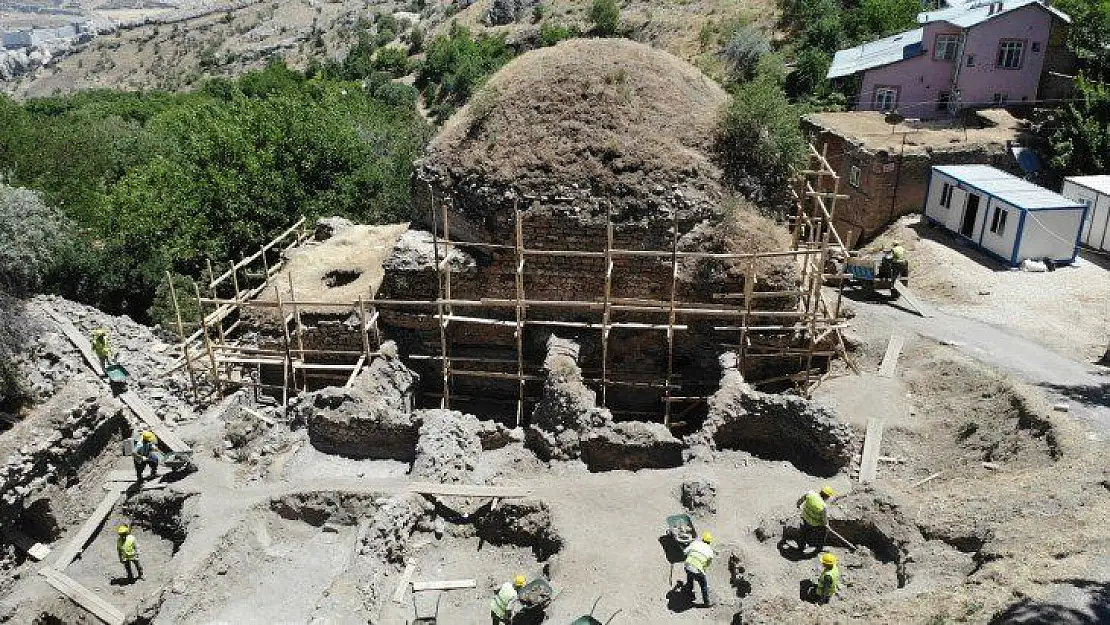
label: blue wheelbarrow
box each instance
[105,363,130,394]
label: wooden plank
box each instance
[52,487,124,569]
[878,333,906,378]
[858,418,885,485]
[408,483,531,498]
[892,283,934,318]
[3,527,51,560]
[118,391,191,453]
[411,579,477,592]
[392,559,418,604]
[40,566,125,625]
[41,305,105,376]
[911,472,942,487]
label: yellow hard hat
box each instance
[141,431,156,442]
[820,486,836,498]
[513,575,526,588]
[117,525,130,535]
[701,531,713,544]
[820,552,837,567]
[93,328,107,336]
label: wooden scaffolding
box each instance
[166,144,851,426]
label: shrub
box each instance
[0,184,69,295]
[539,23,578,47]
[722,24,770,82]
[373,46,412,77]
[416,25,515,122]
[716,73,808,212]
[589,0,620,37]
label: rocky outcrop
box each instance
[293,345,419,460]
[690,353,855,476]
[411,409,483,484]
[580,422,684,472]
[485,0,538,25]
[526,336,613,461]
[477,499,563,560]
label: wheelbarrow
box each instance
[570,596,621,625]
[104,363,130,394]
[162,450,195,475]
[665,513,697,547]
[515,577,557,624]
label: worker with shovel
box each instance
[683,531,715,607]
[116,525,143,582]
[491,574,525,624]
[795,485,835,555]
[132,430,160,482]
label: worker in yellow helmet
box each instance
[811,552,841,604]
[132,430,160,482]
[91,328,113,369]
[116,525,143,582]
[890,240,909,282]
[795,485,836,554]
[490,574,525,624]
[682,531,715,607]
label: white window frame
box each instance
[989,206,1008,235]
[849,165,861,187]
[997,40,1024,69]
[874,87,898,112]
[934,34,960,61]
[940,182,953,208]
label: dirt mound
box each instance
[427,38,727,198]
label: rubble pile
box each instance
[411,409,484,484]
[526,336,614,461]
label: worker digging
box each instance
[116,525,143,583]
[90,328,112,370]
[132,430,160,482]
[795,485,835,555]
[682,531,715,607]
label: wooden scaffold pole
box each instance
[193,281,221,396]
[273,285,293,412]
[600,202,614,408]
[165,271,198,401]
[430,186,450,408]
[664,207,679,427]
[287,273,306,392]
[514,200,527,427]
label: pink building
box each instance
[827,0,1072,119]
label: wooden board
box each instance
[41,305,105,376]
[878,333,906,378]
[859,418,885,485]
[408,483,531,498]
[892,283,934,318]
[40,566,125,625]
[118,391,191,453]
[3,527,51,561]
[392,559,418,604]
[412,579,477,592]
[52,487,125,569]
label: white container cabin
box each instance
[922,165,1087,267]
[1060,175,1110,253]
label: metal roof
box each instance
[1065,175,1110,196]
[918,0,1071,27]
[827,28,924,79]
[933,164,1085,210]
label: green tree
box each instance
[843,0,919,43]
[539,23,578,47]
[1053,0,1110,80]
[723,24,771,82]
[1041,76,1110,176]
[373,46,412,77]
[0,184,70,295]
[589,0,621,37]
[417,25,515,121]
[716,72,808,211]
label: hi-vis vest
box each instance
[802,491,827,527]
[118,535,137,561]
[684,540,714,573]
[892,245,907,262]
[92,334,111,358]
[490,582,518,618]
[816,564,841,597]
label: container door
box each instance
[960,194,980,238]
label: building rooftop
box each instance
[918,0,1070,27]
[934,164,1085,210]
[828,28,923,79]
[1065,175,1110,196]
[803,109,1025,155]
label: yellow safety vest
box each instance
[816,564,840,597]
[892,245,907,262]
[490,582,518,618]
[802,491,827,527]
[683,540,714,573]
[117,535,137,561]
[92,335,111,358]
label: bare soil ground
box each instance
[865,214,1110,362]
